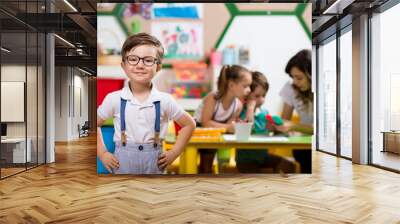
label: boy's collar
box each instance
[121,82,161,104]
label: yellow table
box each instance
[164,134,312,174]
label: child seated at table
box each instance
[235,71,296,173]
[193,64,252,173]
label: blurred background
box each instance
[97,3,311,116]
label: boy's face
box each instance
[250,85,267,107]
[121,45,161,85]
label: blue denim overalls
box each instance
[113,98,163,174]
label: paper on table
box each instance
[223,134,289,142]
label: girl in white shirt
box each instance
[277,49,313,134]
[194,64,252,173]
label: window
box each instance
[339,28,352,158]
[0,0,47,179]
[370,2,400,171]
[317,36,337,154]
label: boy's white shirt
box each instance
[98,84,185,144]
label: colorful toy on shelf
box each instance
[170,84,209,99]
[265,114,284,126]
[170,62,210,99]
[173,62,208,81]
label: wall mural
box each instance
[151,22,203,60]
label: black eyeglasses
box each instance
[124,55,159,67]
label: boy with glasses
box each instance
[97,33,196,174]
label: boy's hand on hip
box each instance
[157,150,177,170]
[100,151,119,173]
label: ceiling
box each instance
[0,0,96,75]
[312,0,390,44]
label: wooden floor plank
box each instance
[0,135,399,223]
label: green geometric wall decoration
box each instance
[215,3,311,49]
[97,3,311,67]
[97,3,129,36]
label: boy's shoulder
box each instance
[101,90,124,107]
[106,89,123,99]
[155,90,173,99]
[156,91,180,107]
[150,87,172,101]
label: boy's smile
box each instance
[121,45,161,85]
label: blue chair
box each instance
[97,126,115,174]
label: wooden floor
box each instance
[372,150,400,171]
[1,167,26,178]
[0,135,400,223]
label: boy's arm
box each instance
[157,112,195,169]
[97,117,119,173]
[244,99,256,122]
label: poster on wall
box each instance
[152,3,203,19]
[151,22,203,60]
[1,82,24,122]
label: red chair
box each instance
[174,121,182,136]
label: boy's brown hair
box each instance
[250,71,269,93]
[121,33,164,63]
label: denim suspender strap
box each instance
[120,98,127,146]
[120,99,161,147]
[153,101,161,147]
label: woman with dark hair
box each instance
[276,49,313,135]
[274,49,312,173]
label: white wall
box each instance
[55,67,68,141]
[54,67,89,141]
[217,16,311,115]
[72,72,89,138]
